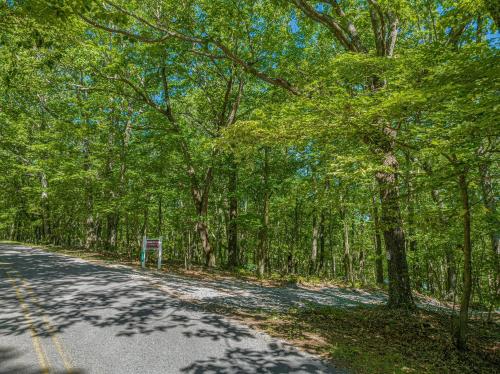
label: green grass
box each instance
[257,305,499,374]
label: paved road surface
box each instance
[0,244,341,373]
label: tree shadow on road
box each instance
[0,245,337,373]
[180,342,337,373]
[0,346,86,374]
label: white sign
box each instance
[140,236,163,270]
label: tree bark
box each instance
[478,157,499,296]
[40,172,51,242]
[341,207,353,285]
[156,194,162,237]
[429,183,457,297]
[257,148,270,277]
[196,221,214,267]
[318,212,326,271]
[190,167,215,267]
[375,129,414,309]
[106,213,118,250]
[310,213,319,274]
[227,154,239,268]
[372,195,384,285]
[287,199,300,274]
[83,137,96,250]
[454,171,472,350]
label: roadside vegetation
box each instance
[258,305,499,374]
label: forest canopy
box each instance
[0,0,498,350]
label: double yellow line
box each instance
[6,270,73,374]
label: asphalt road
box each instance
[0,243,340,374]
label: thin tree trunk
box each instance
[83,137,96,250]
[106,213,118,250]
[454,171,472,350]
[287,199,300,274]
[342,209,353,285]
[257,148,270,277]
[372,195,384,284]
[310,213,319,274]
[155,195,161,236]
[40,172,50,242]
[359,247,366,286]
[429,182,457,297]
[227,154,239,268]
[319,212,326,272]
[478,156,499,298]
[141,203,149,238]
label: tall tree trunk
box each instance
[359,247,366,285]
[257,148,270,277]
[404,152,419,288]
[227,154,239,268]
[180,140,214,267]
[196,167,214,267]
[310,213,319,274]
[478,156,499,298]
[119,113,132,253]
[287,199,300,274]
[372,195,384,285]
[106,213,118,250]
[40,172,50,242]
[155,67,216,267]
[83,138,96,250]
[104,123,118,251]
[375,128,414,308]
[318,212,326,272]
[141,203,149,238]
[78,78,96,250]
[157,194,163,237]
[341,208,353,285]
[221,76,243,268]
[85,205,96,249]
[454,171,472,350]
[429,181,457,297]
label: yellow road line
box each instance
[21,279,74,374]
[7,276,50,374]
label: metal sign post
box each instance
[140,236,163,270]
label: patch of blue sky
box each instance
[151,91,163,106]
[82,74,93,85]
[287,143,321,178]
[84,30,96,38]
[315,2,326,12]
[485,30,499,48]
[296,165,311,177]
[288,11,307,49]
[289,16,300,34]
[194,4,207,20]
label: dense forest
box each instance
[0,0,498,350]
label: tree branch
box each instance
[290,0,356,52]
[81,5,300,95]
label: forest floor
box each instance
[9,242,500,374]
